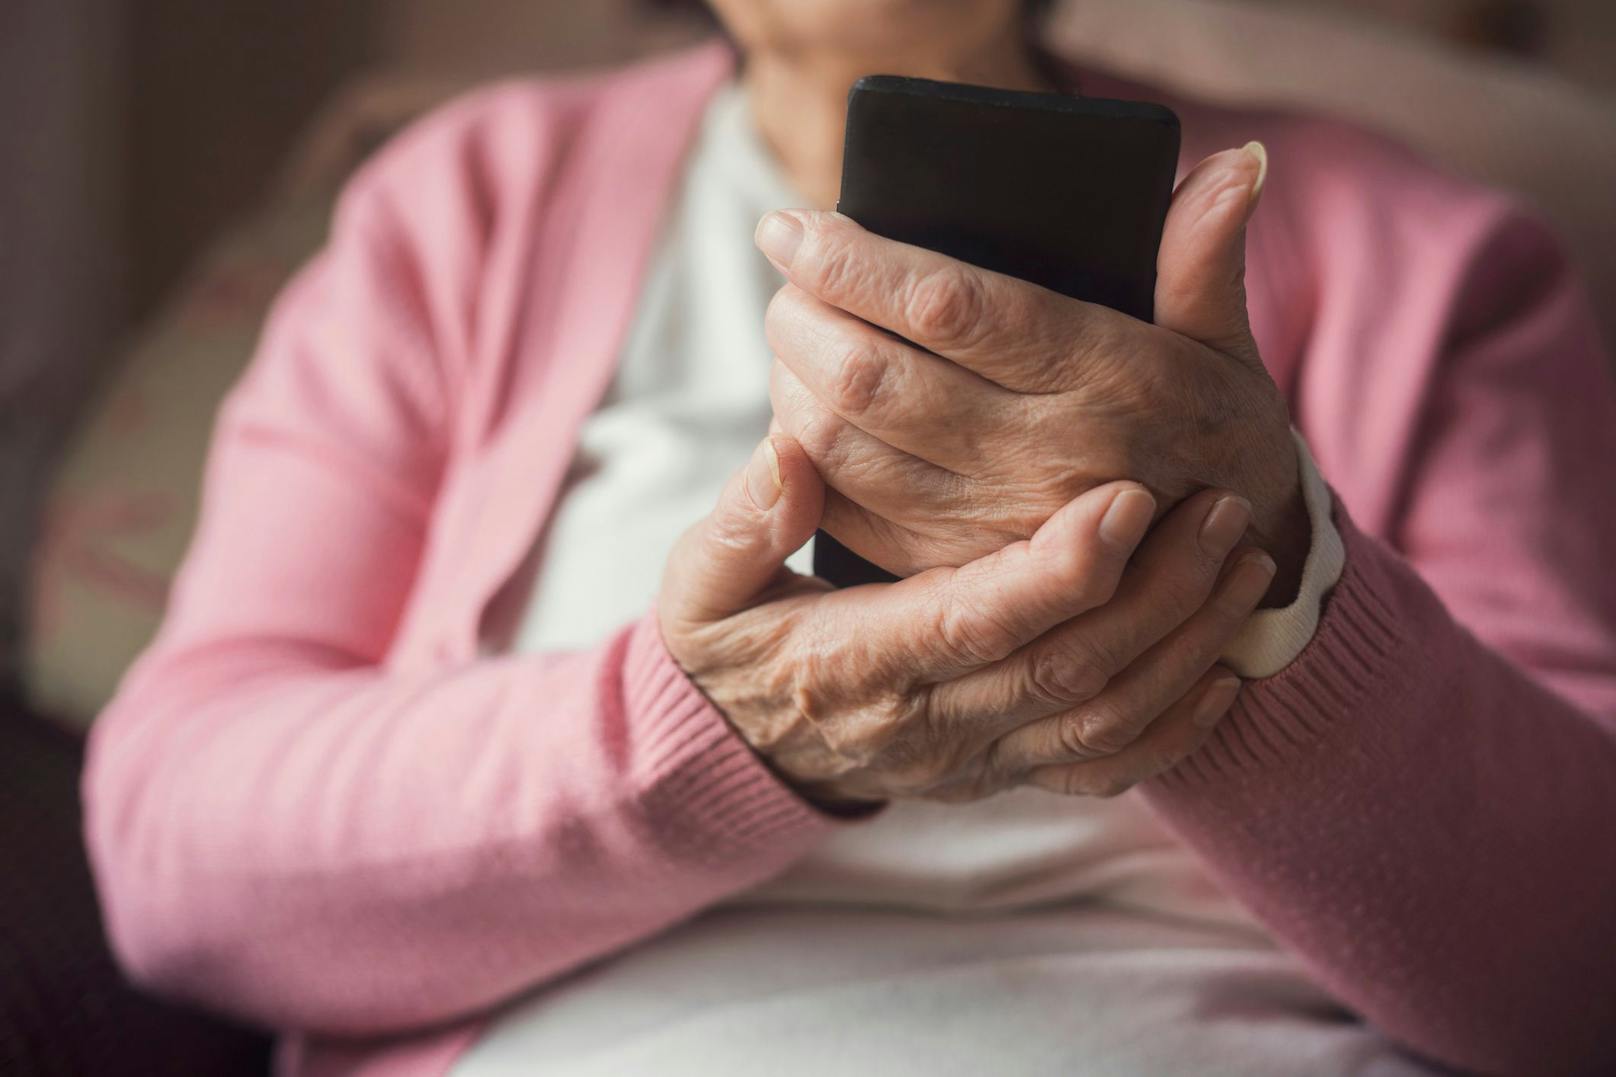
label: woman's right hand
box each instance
[658,436,1275,807]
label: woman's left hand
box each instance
[759,144,1309,603]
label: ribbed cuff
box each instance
[620,611,836,866]
[1159,505,1410,788]
[1221,430,1347,679]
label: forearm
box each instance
[1145,510,1616,1076]
[85,612,831,1036]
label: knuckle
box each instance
[870,689,930,757]
[1055,703,1135,760]
[1055,713,1105,761]
[1028,646,1109,707]
[829,336,893,418]
[908,267,985,347]
[1075,704,1137,756]
[1043,537,1125,609]
[813,713,880,772]
[934,594,1020,667]
[793,407,848,469]
[904,687,947,754]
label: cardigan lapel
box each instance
[416,43,736,662]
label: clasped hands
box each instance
[659,145,1308,806]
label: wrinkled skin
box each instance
[654,0,1303,806]
[659,437,1274,805]
[761,146,1308,603]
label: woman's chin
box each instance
[713,0,1026,62]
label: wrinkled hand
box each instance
[658,434,1275,807]
[758,144,1308,603]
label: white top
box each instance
[458,85,1387,1077]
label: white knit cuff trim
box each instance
[1220,430,1345,680]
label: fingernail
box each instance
[1242,141,1269,206]
[755,212,804,272]
[745,438,782,510]
[1194,676,1243,728]
[1099,488,1156,550]
[1198,495,1252,556]
[1217,551,1277,615]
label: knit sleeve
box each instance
[83,100,832,1037]
[1144,204,1616,1075]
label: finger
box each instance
[769,360,962,498]
[660,435,825,626]
[928,488,1253,728]
[1021,666,1242,798]
[765,283,1019,470]
[771,362,991,576]
[849,481,1156,680]
[1155,143,1267,365]
[817,489,1002,579]
[988,549,1275,772]
[756,209,1133,395]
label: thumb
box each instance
[661,435,825,626]
[1154,141,1267,365]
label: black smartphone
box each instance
[811,74,1182,588]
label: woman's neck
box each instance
[741,27,1051,208]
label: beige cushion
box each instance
[23,70,487,728]
[24,66,483,727]
[1048,0,1616,350]
[24,196,335,727]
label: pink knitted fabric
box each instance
[84,43,1616,1076]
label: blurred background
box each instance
[0,2,1612,1071]
[3,0,1614,721]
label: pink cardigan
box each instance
[84,42,1616,1076]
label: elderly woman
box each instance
[86,1,1616,1074]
